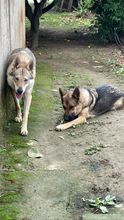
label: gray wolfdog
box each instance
[56,84,124,131]
[6,48,36,136]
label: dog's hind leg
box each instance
[21,92,32,136]
[11,89,22,122]
[112,97,124,110]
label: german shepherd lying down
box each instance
[7,48,36,136]
[56,84,124,131]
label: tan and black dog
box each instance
[6,48,36,136]
[56,84,124,131]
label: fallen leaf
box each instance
[93,66,103,68]
[71,61,76,64]
[82,61,88,64]
[94,60,99,63]
[52,89,58,92]
[28,147,43,158]
[59,136,64,140]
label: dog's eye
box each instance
[24,79,28,82]
[69,106,74,110]
[15,77,19,81]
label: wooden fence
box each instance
[0,0,25,135]
[0,0,25,93]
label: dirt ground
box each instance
[18,26,124,219]
[0,25,121,220]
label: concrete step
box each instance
[83,214,124,220]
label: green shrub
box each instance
[74,0,94,17]
[90,0,124,42]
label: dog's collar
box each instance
[83,89,94,109]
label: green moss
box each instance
[0,192,20,203]
[0,171,29,219]
[2,171,30,185]
[0,205,19,220]
[0,62,52,219]
[28,62,52,138]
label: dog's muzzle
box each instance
[64,113,78,122]
[16,87,23,99]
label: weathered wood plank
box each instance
[0,0,25,92]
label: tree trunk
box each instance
[68,0,73,12]
[31,15,39,48]
[31,26,39,49]
[60,0,64,12]
[26,0,56,48]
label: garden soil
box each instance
[16,27,124,219]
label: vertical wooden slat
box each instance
[0,0,10,90]
[9,0,25,51]
[0,0,25,94]
[0,0,25,135]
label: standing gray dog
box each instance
[6,48,36,135]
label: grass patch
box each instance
[40,11,92,30]
[26,11,94,31]
[65,72,91,88]
[52,70,91,89]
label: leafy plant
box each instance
[74,0,94,17]
[68,132,76,136]
[89,0,124,42]
[85,143,108,155]
[85,143,100,155]
[83,195,123,213]
[86,119,98,124]
[49,53,55,59]
[117,67,124,76]
[72,124,81,128]
[0,145,6,154]
[109,59,115,64]
[6,121,11,129]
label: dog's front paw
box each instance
[20,128,28,136]
[55,124,64,131]
[15,116,22,123]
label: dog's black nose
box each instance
[17,87,23,94]
[64,113,77,122]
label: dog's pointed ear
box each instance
[72,87,80,101]
[59,88,65,102]
[14,57,20,69]
[26,59,34,71]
